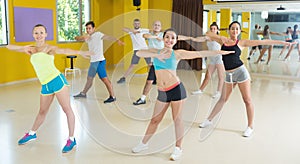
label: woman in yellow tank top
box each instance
[6,24,93,153]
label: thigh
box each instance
[237,80,252,101]
[97,60,108,79]
[88,62,99,77]
[39,94,55,113]
[147,65,156,81]
[151,100,170,121]
[55,86,72,110]
[131,50,140,64]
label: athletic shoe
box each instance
[170,147,182,161]
[243,127,253,137]
[199,119,212,128]
[212,91,221,99]
[18,133,37,145]
[133,98,146,105]
[132,141,148,153]
[73,92,86,98]
[191,90,203,95]
[104,96,116,103]
[62,138,77,153]
[117,77,125,84]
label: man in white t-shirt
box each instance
[117,19,151,84]
[73,21,124,103]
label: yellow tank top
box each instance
[30,52,60,84]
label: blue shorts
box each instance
[88,60,107,79]
[41,74,69,95]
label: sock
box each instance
[28,130,36,135]
[69,136,75,141]
[141,95,146,101]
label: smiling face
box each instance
[152,21,162,32]
[163,30,177,48]
[210,25,218,34]
[32,26,47,42]
[85,24,95,35]
[228,22,241,38]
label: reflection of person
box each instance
[254,25,283,65]
[133,20,164,105]
[191,22,225,99]
[247,24,262,60]
[73,21,124,103]
[6,24,93,153]
[199,21,290,137]
[278,27,293,59]
[117,19,151,84]
[131,28,233,161]
[283,24,300,61]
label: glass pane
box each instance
[0,0,8,45]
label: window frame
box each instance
[0,0,9,46]
[56,0,91,43]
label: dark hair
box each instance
[229,21,241,29]
[85,21,95,27]
[263,25,269,36]
[33,24,47,33]
[255,24,259,29]
[133,18,140,22]
[286,27,291,34]
[210,22,219,35]
[163,28,178,40]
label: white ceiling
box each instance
[204,1,300,13]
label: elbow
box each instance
[136,50,141,57]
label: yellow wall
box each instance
[0,0,173,84]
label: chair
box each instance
[64,55,81,77]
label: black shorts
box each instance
[157,83,187,102]
[252,45,262,50]
[147,65,156,81]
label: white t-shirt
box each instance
[86,31,105,62]
[128,28,149,50]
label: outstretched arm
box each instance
[102,35,124,45]
[6,44,36,55]
[75,34,90,41]
[136,49,160,58]
[53,46,94,57]
[123,27,140,34]
[206,31,226,45]
[239,39,290,48]
[175,49,234,60]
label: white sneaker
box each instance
[212,91,221,99]
[132,141,148,153]
[243,127,253,137]
[199,119,212,128]
[170,147,182,161]
[192,90,203,95]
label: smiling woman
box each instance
[6,24,93,153]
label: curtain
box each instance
[172,0,204,70]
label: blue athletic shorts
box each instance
[88,60,107,78]
[41,74,69,95]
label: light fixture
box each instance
[261,11,268,19]
[277,5,285,11]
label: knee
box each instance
[150,118,161,125]
[243,97,252,105]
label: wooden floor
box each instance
[1,48,300,164]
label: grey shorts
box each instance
[207,55,223,65]
[131,50,151,65]
[225,65,250,83]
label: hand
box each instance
[24,45,37,55]
[117,40,125,46]
[156,37,163,41]
[156,48,172,62]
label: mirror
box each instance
[203,2,300,81]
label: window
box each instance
[57,0,90,42]
[0,0,8,45]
